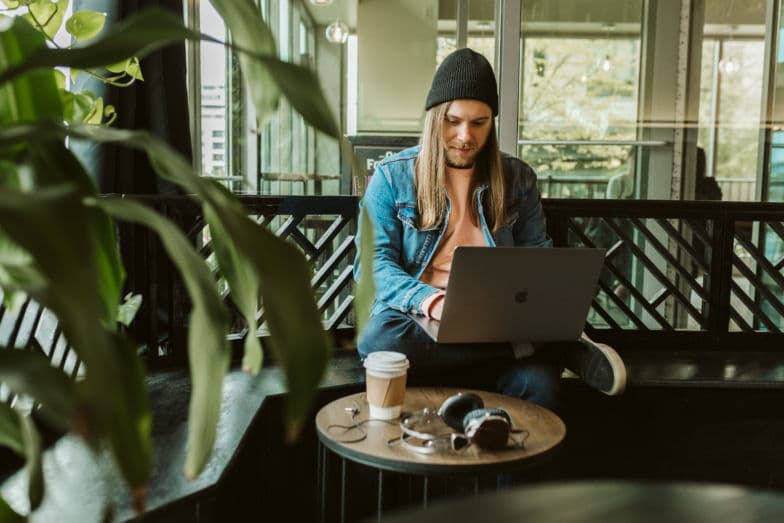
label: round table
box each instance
[315,387,566,522]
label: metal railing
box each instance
[544,199,784,351]
[3,196,783,374]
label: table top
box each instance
[315,387,566,475]
[377,480,784,523]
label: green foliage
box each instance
[208,0,279,128]
[0,401,44,513]
[24,0,68,41]
[0,2,369,516]
[92,196,230,480]
[0,402,24,455]
[0,495,24,523]
[355,208,375,338]
[0,350,78,431]
[65,10,105,41]
[2,0,142,125]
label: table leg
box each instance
[422,477,429,510]
[319,443,327,523]
[474,477,480,496]
[340,458,347,523]
[377,469,383,523]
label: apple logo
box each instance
[514,290,528,304]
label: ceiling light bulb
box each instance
[601,55,612,72]
[326,20,349,44]
[309,0,334,6]
[718,57,739,75]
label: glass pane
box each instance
[199,2,228,180]
[519,1,643,198]
[352,1,496,133]
[525,144,637,199]
[698,1,766,202]
[770,6,784,202]
[762,2,784,329]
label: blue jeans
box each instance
[358,308,563,412]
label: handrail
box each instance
[518,140,670,146]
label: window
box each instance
[256,0,325,195]
[191,0,228,183]
[697,2,765,201]
[518,1,644,200]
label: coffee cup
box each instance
[363,351,410,419]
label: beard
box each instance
[444,145,479,169]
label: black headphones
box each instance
[437,392,512,451]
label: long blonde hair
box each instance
[414,101,506,233]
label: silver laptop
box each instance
[412,247,605,344]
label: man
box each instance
[354,48,625,411]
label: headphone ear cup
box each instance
[462,408,511,450]
[462,407,511,428]
[437,392,484,432]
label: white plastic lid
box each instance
[363,351,410,373]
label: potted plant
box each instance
[0,0,374,518]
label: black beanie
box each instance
[425,48,498,115]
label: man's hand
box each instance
[430,295,445,320]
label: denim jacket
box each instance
[355,145,552,317]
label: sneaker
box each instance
[563,334,627,396]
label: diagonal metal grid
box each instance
[195,211,357,339]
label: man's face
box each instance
[442,99,494,169]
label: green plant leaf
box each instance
[99,332,152,506]
[117,292,142,327]
[204,193,262,375]
[104,58,128,73]
[18,413,43,510]
[84,95,102,124]
[0,8,215,84]
[0,404,44,511]
[60,89,93,123]
[0,494,25,523]
[0,16,63,128]
[258,56,339,138]
[92,196,231,480]
[65,124,331,444]
[26,143,124,328]
[24,0,68,41]
[124,57,142,81]
[355,207,375,339]
[65,10,106,41]
[208,0,279,127]
[0,350,78,431]
[0,183,151,491]
[0,402,24,455]
[53,68,65,89]
[0,120,331,475]
[103,103,116,125]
